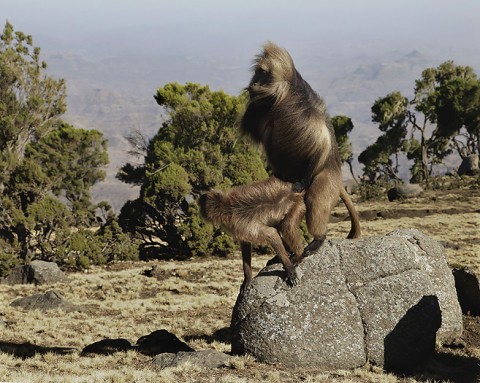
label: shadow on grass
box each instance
[0,341,76,359]
[382,295,480,382]
[410,351,480,383]
[185,327,232,346]
[2,335,478,383]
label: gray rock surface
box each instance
[2,260,68,285]
[153,350,230,369]
[10,289,82,312]
[387,184,423,201]
[231,229,463,372]
[387,229,463,342]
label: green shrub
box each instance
[355,179,390,201]
[0,241,20,278]
[97,219,140,263]
[209,233,236,257]
[118,83,267,258]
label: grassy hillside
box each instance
[0,183,479,382]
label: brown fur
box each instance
[199,176,305,289]
[240,42,361,258]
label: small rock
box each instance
[153,350,229,369]
[453,266,480,316]
[28,260,68,285]
[387,184,423,201]
[10,289,82,312]
[2,261,68,285]
[1,266,28,285]
[136,329,194,356]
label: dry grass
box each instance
[331,186,480,273]
[0,185,479,382]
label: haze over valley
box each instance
[4,0,480,210]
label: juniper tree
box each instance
[118,83,268,258]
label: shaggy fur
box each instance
[199,176,305,288]
[239,42,361,257]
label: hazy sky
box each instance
[3,0,480,58]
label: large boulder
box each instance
[82,339,134,355]
[231,229,462,372]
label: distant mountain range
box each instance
[43,48,478,211]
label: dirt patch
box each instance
[462,315,480,349]
[333,207,480,222]
[375,207,477,220]
[332,187,480,222]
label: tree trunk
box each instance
[420,129,429,185]
[346,159,359,185]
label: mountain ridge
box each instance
[43,48,477,210]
